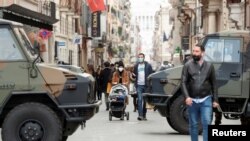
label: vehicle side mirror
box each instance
[29,68,38,78]
[33,40,40,54]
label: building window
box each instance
[69,50,73,65]
[60,17,66,34]
[247,5,250,28]
[227,0,241,4]
[66,17,68,35]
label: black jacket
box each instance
[100,67,112,93]
[181,59,218,102]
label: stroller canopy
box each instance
[109,84,128,97]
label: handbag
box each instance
[106,82,112,94]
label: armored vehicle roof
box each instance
[206,30,250,37]
[0,18,23,26]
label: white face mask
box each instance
[138,58,144,63]
[118,67,124,72]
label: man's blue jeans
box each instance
[137,85,147,117]
[187,96,213,141]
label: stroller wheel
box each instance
[126,112,129,120]
[109,111,112,121]
[120,113,124,120]
[120,116,124,120]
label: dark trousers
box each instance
[104,92,109,110]
[132,95,137,111]
[97,89,102,100]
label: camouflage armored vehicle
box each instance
[144,30,250,134]
[0,19,101,141]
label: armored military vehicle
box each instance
[144,30,250,134]
[0,19,101,141]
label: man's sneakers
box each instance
[137,116,143,121]
[137,116,147,121]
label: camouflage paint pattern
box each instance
[37,64,67,97]
[147,30,250,114]
[0,19,99,120]
[0,14,100,140]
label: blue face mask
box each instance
[138,58,144,63]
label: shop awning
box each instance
[0,4,58,31]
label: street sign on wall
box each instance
[73,34,82,45]
[91,11,101,37]
[57,41,65,47]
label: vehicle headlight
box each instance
[87,83,95,104]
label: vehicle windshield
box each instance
[13,27,38,59]
[203,37,241,63]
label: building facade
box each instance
[152,3,173,65]
[0,0,134,68]
[105,0,132,64]
[167,0,250,65]
[130,19,141,64]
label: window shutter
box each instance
[246,5,250,28]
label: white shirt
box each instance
[192,95,211,103]
[137,63,145,85]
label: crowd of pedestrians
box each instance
[85,53,153,121]
[83,47,224,141]
[86,50,222,131]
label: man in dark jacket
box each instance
[100,61,112,111]
[133,53,153,120]
[181,44,219,141]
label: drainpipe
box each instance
[244,0,247,30]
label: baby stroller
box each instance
[108,84,129,121]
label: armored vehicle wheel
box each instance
[109,111,112,121]
[166,117,177,131]
[126,112,129,120]
[169,96,202,134]
[1,102,62,141]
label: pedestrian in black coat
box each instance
[100,61,112,110]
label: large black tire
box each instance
[169,96,202,134]
[166,117,177,131]
[2,102,62,141]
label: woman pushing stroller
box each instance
[111,61,130,105]
[108,61,130,120]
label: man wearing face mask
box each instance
[112,61,130,105]
[181,44,219,141]
[133,53,153,121]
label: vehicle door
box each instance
[0,25,29,105]
[203,37,242,96]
